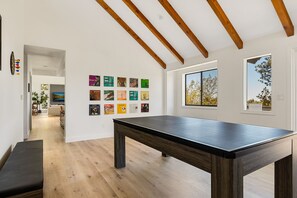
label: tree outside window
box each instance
[185,69,218,106]
[246,55,272,111]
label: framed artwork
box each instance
[117,104,127,114]
[90,90,100,101]
[10,51,15,75]
[129,104,138,113]
[141,103,149,113]
[104,104,114,115]
[117,90,127,100]
[89,104,100,116]
[141,79,149,88]
[129,78,138,88]
[141,91,149,100]
[117,77,127,87]
[104,90,114,101]
[41,84,48,91]
[0,15,2,71]
[104,76,114,87]
[89,75,100,86]
[129,91,138,101]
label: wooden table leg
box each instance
[211,156,243,198]
[275,155,292,198]
[275,138,296,198]
[114,124,126,169]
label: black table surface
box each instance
[114,115,296,158]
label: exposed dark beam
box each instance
[207,0,243,49]
[158,0,209,58]
[123,0,184,64]
[271,0,294,37]
[95,0,166,68]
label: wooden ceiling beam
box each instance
[95,0,166,69]
[271,0,294,37]
[158,0,209,58]
[207,0,243,49]
[123,0,184,64]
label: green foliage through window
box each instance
[185,69,218,106]
[246,55,272,111]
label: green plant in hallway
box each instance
[32,91,49,113]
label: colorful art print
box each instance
[89,75,100,86]
[129,91,138,101]
[90,90,100,101]
[141,91,149,101]
[141,103,149,113]
[104,76,114,87]
[117,104,127,114]
[104,104,114,115]
[129,104,138,113]
[89,104,100,116]
[117,90,127,100]
[104,90,114,101]
[141,79,149,88]
[117,77,127,87]
[129,78,138,88]
[41,84,48,91]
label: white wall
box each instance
[0,0,24,158]
[24,0,164,142]
[167,32,297,130]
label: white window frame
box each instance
[242,53,274,115]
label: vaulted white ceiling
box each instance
[103,0,296,66]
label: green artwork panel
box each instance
[104,76,114,87]
[141,79,149,88]
[129,91,138,101]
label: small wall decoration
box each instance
[117,77,127,87]
[89,75,100,86]
[130,78,138,88]
[104,90,114,101]
[15,59,20,75]
[141,79,149,88]
[129,104,138,113]
[117,104,127,114]
[41,84,48,91]
[141,91,149,100]
[104,104,114,115]
[104,76,114,87]
[141,103,149,113]
[10,51,15,75]
[89,104,100,116]
[90,90,100,101]
[117,90,127,100]
[129,91,138,101]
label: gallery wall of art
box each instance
[23,0,164,142]
[0,0,25,159]
[88,75,150,116]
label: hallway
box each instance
[29,116,274,198]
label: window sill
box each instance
[240,110,275,116]
[182,105,218,110]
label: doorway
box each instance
[23,45,66,140]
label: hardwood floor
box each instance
[29,115,274,198]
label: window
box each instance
[245,54,272,111]
[185,69,218,106]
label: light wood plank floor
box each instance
[29,115,274,198]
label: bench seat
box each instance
[0,140,43,197]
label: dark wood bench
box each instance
[0,140,43,198]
